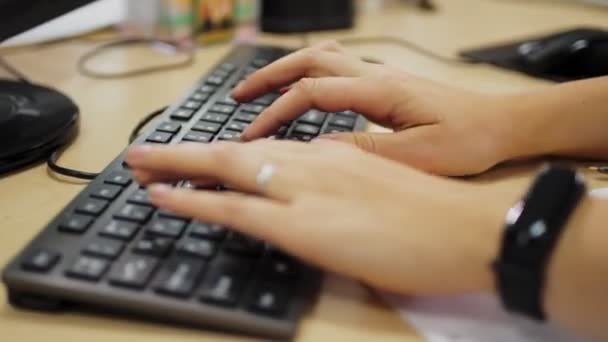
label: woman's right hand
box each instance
[232,41,523,176]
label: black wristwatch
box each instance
[493,165,586,320]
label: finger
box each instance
[126,142,303,200]
[147,184,294,245]
[241,76,404,140]
[231,48,373,102]
[311,39,347,53]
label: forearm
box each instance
[543,195,608,339]
[499,76,608,161]
[473,185,608,339]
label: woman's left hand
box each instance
[127,140,511,295]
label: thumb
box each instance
[318,131,398,155]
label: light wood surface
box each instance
[1,1,607,341]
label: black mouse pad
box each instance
[459,27,605,82]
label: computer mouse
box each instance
[517,30,608,78]
[0,80,79,175]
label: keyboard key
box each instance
[253,93,279,106]
[293,123,320,136]
[299,110,327,126]
[83,238,124,259]
[224,233,264,257]
[157,121,182,134]
[192,121,222,134]
[199,84,216,93]
[146,217,187,238]
[247,283,289,316]
[210,104,236,115]
[336,110,357,118]
[225,121,248,132]
[182,130,213,143]
[190,91,211,102]
[322,125,350,134]
[233,111,257,123]
[218,62,237,72]
[240,104,265,114]
[276,125,290,137]
[200,112,229,124]
[171,109,195,121]
[146,131,173,144]
[288,133,314,142]
[133,236,174,257]
[328,114,356,129]
[21,249,60,272]
[189,221,227,240]
[104,171,132,187]
[217,94,238,106]
[261,256,299,280]
[212,69,231,79]
[182,131,213,143]
[66,256,109,281]
[176,238,216,259]
[114,204,153,223]
[182,100,202,110]
[199,261,251,306]
[58,214,94,234]
[251,58,269,68]
[90,184,123,201]
[99,220,140,241]
[206,75,225,86]
[154,257,206,298]
[217,130,241,141]
[127,189,152,206]
[76,198,108,216]
[108,255,159,289]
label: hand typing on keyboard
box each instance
[232,40,519,177]
[126,140,511,296]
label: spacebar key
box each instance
[108,254,159,289]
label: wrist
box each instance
[490,91,559,162]
[453,183,526,294]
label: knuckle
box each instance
[294,77,318,97]
[318,39,342,51]
[298,47,321,67]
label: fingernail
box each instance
[127,144,153,164]
[148,183,173,199]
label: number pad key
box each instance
[99,220,140,241]
[21,249,60,272]
[83,238,125,259]
[108,255,159,289]
[66,256,109,281]
[58,214,94,234]
[182,130,213,143]
[114,204,154,223]
[146,217,187,238]
[154,257,206,298]
[192,121,222,134]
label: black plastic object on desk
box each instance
[460,28,608,82]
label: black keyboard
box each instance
[1,45,366,339]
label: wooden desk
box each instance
[1,1,607,341]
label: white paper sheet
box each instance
[1,0,126,47]
[383,293,586,342]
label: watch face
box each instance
[505,200,524,225]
